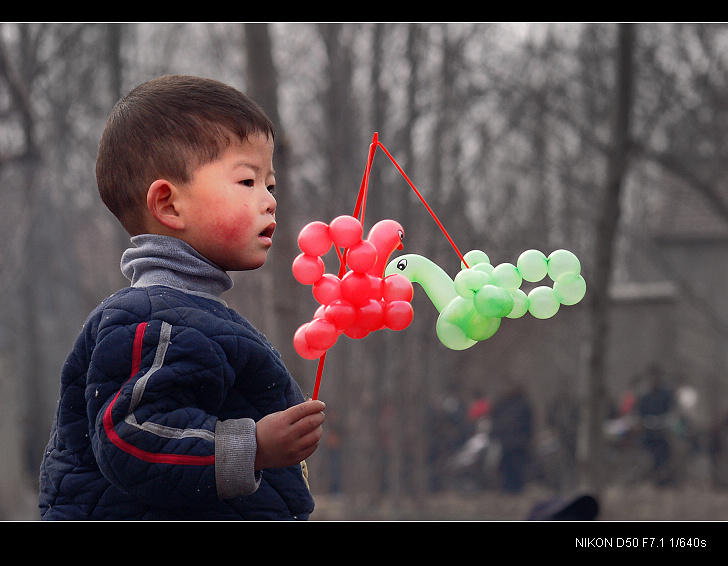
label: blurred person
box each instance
[449,395,494,491]
[467,388,491,425]
[637,364,674,485]
[547,386,579,490]
[427,393,469,491]
[490,380,533,493]
[527,493,599,520]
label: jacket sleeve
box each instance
[87,313,260,507]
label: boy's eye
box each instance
[240,179,255,187]
[267,184,276,195]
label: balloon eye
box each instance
[398,230,404,241]
[396,258,408,271]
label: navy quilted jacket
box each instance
[39,235,314,520]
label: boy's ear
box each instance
[147,179,185,231]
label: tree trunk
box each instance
[243,23,305,383]
[579,23,636,491]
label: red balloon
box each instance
[325,299,357,330]
[312,273,341,305]
[340,271,371,307]
[344,320,370,340]
[292,253,325,285]
[298,221,332,256]
[305,317,339,351]
[384,300,414,330]
[358,299,385,331]
[328,215,363,249]
[346,240,378,273]
[294,324,327,360]
[382,273,414,302]
[369,275,384,300]
[365,219,405,278]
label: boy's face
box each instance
[175,133,277,271]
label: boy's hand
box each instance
[254,400,326,470]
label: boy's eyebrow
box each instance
[233,161,276,177]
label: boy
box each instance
[38,75,325,520]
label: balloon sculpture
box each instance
[291,132,587,400]
[384,248,586,350]
[292,215,415,360]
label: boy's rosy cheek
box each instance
[211,210,251,244]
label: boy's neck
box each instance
[121,234,233,304]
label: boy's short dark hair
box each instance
[96,75,275,235]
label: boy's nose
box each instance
[265,192,277,215]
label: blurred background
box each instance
[2,22,728,520]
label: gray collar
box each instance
[121,234,233,304]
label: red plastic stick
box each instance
[312,352,326,401]
[353,131,378,225]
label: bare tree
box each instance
[243,23,307,383]
[580,23,636,491]
[0,25,45,512]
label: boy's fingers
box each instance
[287,401,325,437]
[291,400,325,420]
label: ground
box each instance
[12,481,726,521]
[310,483,728,521]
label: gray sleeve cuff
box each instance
[215,418,262,500]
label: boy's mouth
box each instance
[259,223,276,243]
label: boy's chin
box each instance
[225,256,268,272]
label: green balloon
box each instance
[465,313,501,341]
[491,262,522,291]
[462,250,490,269]
[446,295,476,325]
[528,286,560,319]
[437,320,477,350]
[472,262,494,276]
[554,274,586,305]
[474,285,514,318]
[454,268,490,298]
[437,297,478,350]
[507,289,529,319]
[548,249,581,282]
[517,250,548,282]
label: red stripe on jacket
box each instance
[102,321,215,466]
